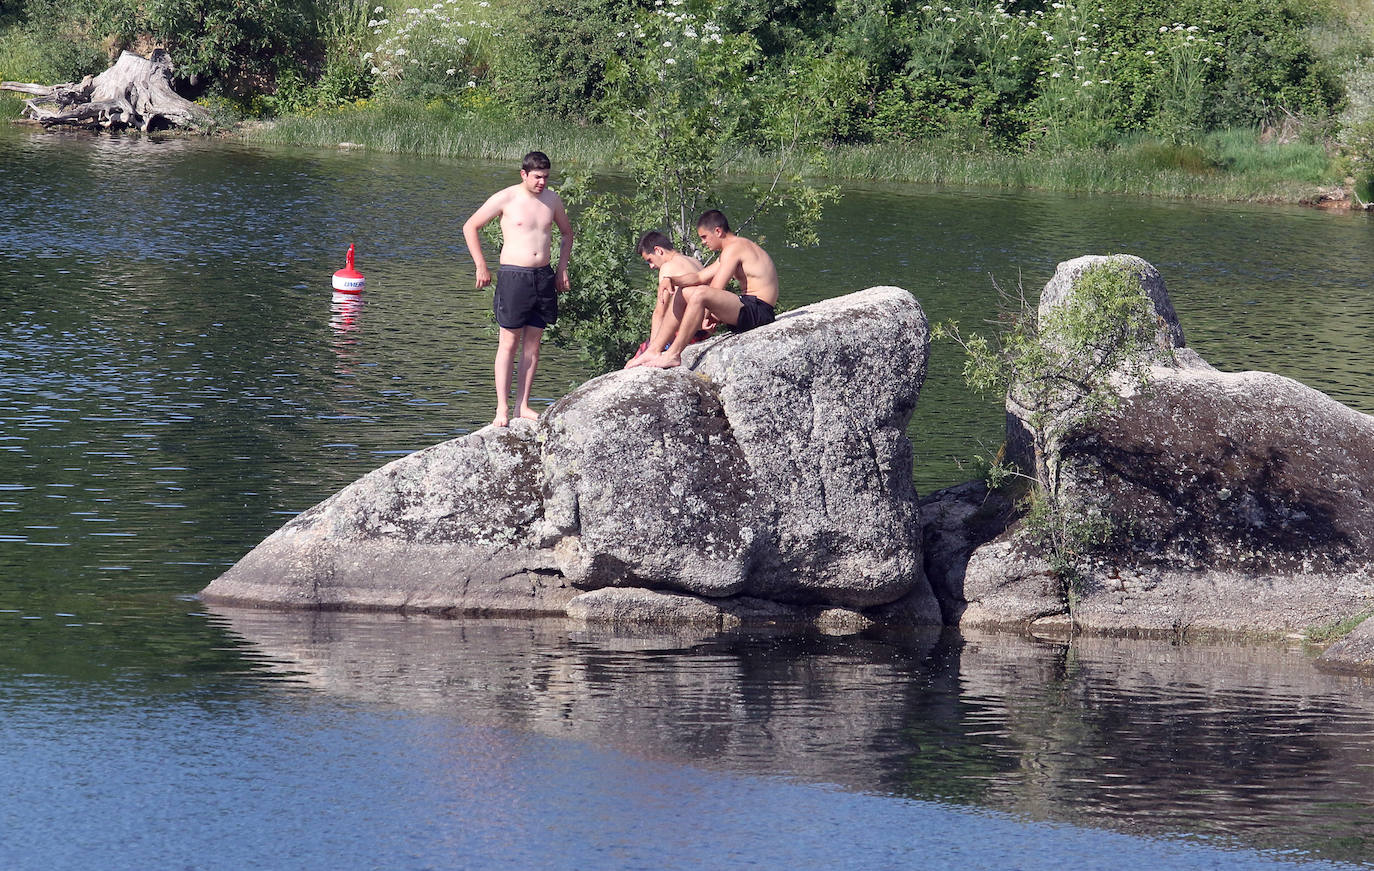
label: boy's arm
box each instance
[706,246,742,291]
[462,193,504,289]
[669,260,719,289]
[553,195,574,292]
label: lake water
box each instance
[3,122,1374,870]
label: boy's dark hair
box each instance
[636,231,674,255]
[696,209,730,233]
[522,151,552,172]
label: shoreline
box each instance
[5,92,1367,209]
[228,100,1371,210]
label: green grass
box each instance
[1306,607,1374,645]
[0,93,25,119]
[817,132,1337,202]
[245,98,616,168]
[240,99,1343,204]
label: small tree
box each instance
[546,0,838,373]
[936,258,1171,592]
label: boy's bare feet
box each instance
[492,409,510,427]
[519,406,541,421]
[645,352,682,369]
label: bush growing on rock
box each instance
[936,256,1169,595]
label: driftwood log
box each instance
[1,49,210,132]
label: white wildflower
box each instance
[446,68,456,75]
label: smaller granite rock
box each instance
[1317,616,1374,673]
[962,254,1374,636]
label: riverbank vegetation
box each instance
[3,0,1372,204]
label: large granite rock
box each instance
[198,423,576,614]
[961,255,1374,636]
[684,290,930,608]
[541,367,767,598]
[202,286,941,624]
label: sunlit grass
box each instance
[243,100,1341,204]
[818,130,1338,201]
[245,98,614,167]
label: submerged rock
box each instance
[202,286,940,625]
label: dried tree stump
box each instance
[2,49,210,132]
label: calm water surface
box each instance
[3,123,1374,870]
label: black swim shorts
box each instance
[735,294,776,332]
[494,264,558,330]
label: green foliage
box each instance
[536,0,839,374]
[310,0,376,106]
[870,71,1002,146]
[936,259,1166,595]
[490,0,633,119]
[2,0,1362,158]
[544,174,655,372]
[0,0,105,81]
[942,260,1165,452]
[104,0,315,87]
[368,0,495,101]
[1306,607,1374,645]
[1021,488,1115,598]
[599,0,839,250]
[1337,59,1374,200]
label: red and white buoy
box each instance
[332,244,366,293]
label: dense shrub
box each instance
[0,0,1361,154]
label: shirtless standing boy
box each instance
[645,210,779,369]
[463,151,573,427]
[625,231,706,368]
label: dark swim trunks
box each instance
[735,294,776,332]
[494,264,557,330]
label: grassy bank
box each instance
[247,99,617,170]
[244,100,1345,205]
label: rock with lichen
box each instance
[961,255,1374,636]
[202,286,941,625]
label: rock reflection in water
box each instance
[213,608,1374,862]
